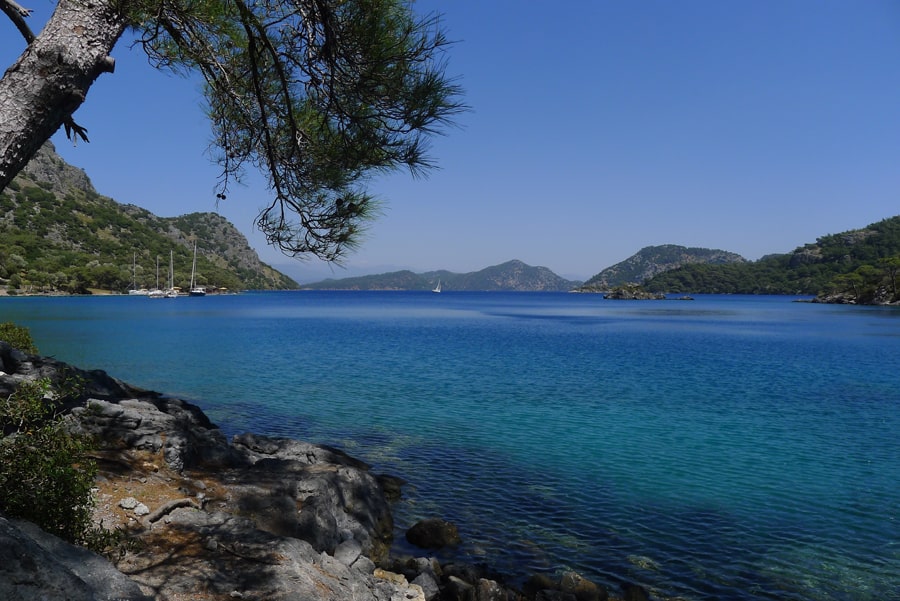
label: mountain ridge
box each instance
[299,247,750,292]
[302,259,581,291]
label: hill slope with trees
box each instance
[643,216,900,303]
[577,245,746,291]
[0,144,297,294]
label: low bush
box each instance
[0,324,117,552]
[0,321,38,354]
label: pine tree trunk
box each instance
[0,0,127,190]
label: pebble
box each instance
[118,497,139,510]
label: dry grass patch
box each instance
[91,449,227,531]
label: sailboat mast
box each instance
[190,242,197,289]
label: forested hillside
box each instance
[579,245,746,291]
[644,216,900,303]
[0,144,297,294]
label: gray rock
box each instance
[119,496,140,510]
[205,457,394,564]
[560,570,606,601]
[0,516,151,601]
[444,575,476,601]
[334,538,363,566]
[476,578,508,601]
[118,509,420,601]
[233,432,370,469]
[442,561,484,584]
[224,434,395,562]
[412,570,441,601]
[48,357,395,563]
[71,396,242,472]
[351,554,376,575]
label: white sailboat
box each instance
[164,250,178,298]
[128,252,149,295]
[432,280,442,293]
[148,255,165,298]
[189,242,206,296]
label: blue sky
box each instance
[3,1,900,282]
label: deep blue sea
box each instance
[1,292,898,600]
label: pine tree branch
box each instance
[0,0,35,43]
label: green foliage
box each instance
[644,216,900,302]
[816,259,900,304]
[0,377,105,549]
[0,325,121,551]
[130,0,465,260]
[0,322,38,354]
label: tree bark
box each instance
[0,0,127,191]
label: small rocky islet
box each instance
[0,341,652,601]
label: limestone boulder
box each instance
[119,508,421,601]
[0,515,150,601]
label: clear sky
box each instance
[3,1,900,282]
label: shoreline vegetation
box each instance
[0,337,653,601]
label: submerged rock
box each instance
[560,570,606,601]
[524,571,609,601]
[406,517,462,549]
[621,582,651,601]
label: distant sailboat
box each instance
[432,280,442,293]
[189,242,206,296]
[128,252,149,295]
[148,255,165,298]
[164,250,178,298]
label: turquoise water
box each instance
[1,292,898,600]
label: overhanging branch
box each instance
[0,0,35,43]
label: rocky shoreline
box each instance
[0,341,652,601]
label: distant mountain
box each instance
[306,270,426,290]
[0,143,297,293]
[302,260,581,291]
[578,245,746,291]
[272,261,411,285]
[643,216,900,303]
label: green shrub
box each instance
[0,375,112,551]
[0,321,38,354]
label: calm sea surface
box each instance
[1,292,898,600]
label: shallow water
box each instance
[3,292,898,600]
